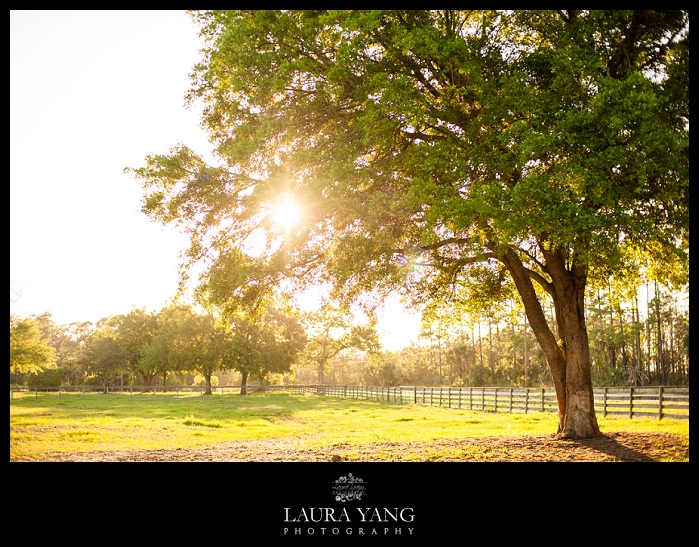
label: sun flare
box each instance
[270,196,301,230]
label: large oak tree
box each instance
[127,10,689,438]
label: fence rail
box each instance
[10,384,689,420]
[9,384,306,398]
[312,385,689,420]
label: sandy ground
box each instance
[29,431,688,462]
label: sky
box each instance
[10,10,422,350]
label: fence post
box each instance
[458,388,462,410]
[469,387,473,410]
[658,386,664,420]
[629,387,634,419]
[494,388,498,413]
[482,387,485,411]
[35,387,38,399]
[541,388,545,412]
[509,388,513,413]
[524,388,529,414]
[603,387,608,417]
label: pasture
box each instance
[9,391,689,461]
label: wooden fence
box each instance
[10,384,689,420]
[312,385,689,420]
[9,384,306,398]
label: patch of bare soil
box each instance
[36,432,688,462]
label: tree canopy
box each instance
[127,10,689,438]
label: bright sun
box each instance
[270,196,301,230]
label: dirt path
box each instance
[32,432,688,462]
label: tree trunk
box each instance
[240,370,248,395]
[318,357,325,385]
[645,283,653,381]
[633,295,643,382]
[654,281,665,384]
[503,249,600,439]
[619,309,627,369]
[488,321,494,376]
[204,373,212,395]
[523,315,530,389]
[142,372,154,388]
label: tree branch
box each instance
[525,267,555,298]
[395,237,471,254]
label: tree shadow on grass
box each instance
[564,434,655,462]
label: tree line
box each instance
[9,300,381,393]
[364,282,688,388]
[12,277,686,391]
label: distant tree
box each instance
[139,305,194,389]
[363,356,400,387]
[254,306,307,386]
[112,308,158,387]
[78,330,128,392]
[170,309,233,395]
[32,313,94,384]
[229,306,307,393]
[300,305,381,384]
[229,317,262,395]
[10,315,58,376]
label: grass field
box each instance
[9,390,689,461]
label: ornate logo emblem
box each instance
[332,473,366,502]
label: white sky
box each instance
[10,10,421,350]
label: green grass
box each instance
[9,391,689,461]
